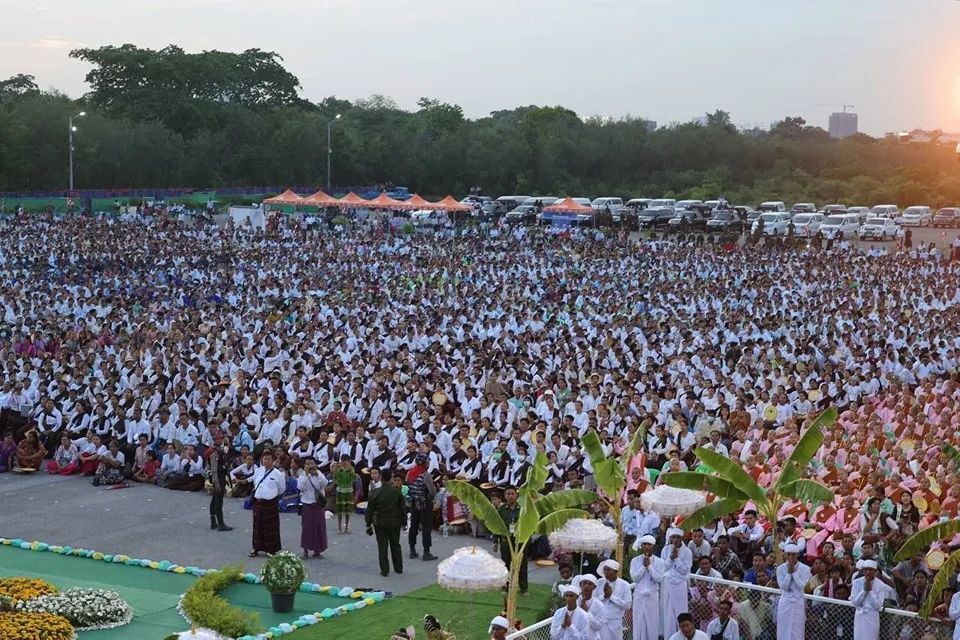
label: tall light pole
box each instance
[326,113,341,193]
[68,111,86,191]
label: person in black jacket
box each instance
[208,434,233,532]
[366,470,408,576]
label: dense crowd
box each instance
[2,212,960,639]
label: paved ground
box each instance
[0,472,554,595]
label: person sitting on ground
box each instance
[157,443,181,487]
[93,439,126,486]
[167,444,205,491]
[15,430,46,471]
[0,434,16,472]
[78,433,103,475]
[229,453,257,497]
[133,449,160,483]
[47,434,79,475]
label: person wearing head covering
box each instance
[775,543,812,640]
[593,559,631,640]
[488,615,510,640]
[575,574,604,640]
[629,534,666,640]
[667,612,708,640]
[850,559,895,640]
[661,527,693,639]
[407,452,438,561]
[550,583,588,639]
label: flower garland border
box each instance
[0,537,387,640]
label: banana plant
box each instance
[893,520,960,618]
[445,451,595,624]
[661,407,837,562]
[581,425,644,566]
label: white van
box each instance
[592,197,623,210]
[758,201,787,212]
[674,200,703,212]
[649,199,676,210]
[752,212,792,235]
[819,213,860,239]
[870,204,900,219]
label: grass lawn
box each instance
[285,583,552,640]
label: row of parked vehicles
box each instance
[461,194,960,237]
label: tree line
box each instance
[1,44,959,207]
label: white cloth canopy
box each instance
[548,518,618,553]
[640,485,707,517]
[437,546,509,592]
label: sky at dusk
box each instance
[2,0,960,135]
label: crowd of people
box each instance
[1,211,960,639]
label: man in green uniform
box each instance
[366,470,408,576]
[497,486,527,594]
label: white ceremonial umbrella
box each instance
[640,485,707,517]
[437,545,509,592]
[548,518,618,554]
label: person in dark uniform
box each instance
[497,486,527,594]
[366,470,408,576]
[207,434,233,532]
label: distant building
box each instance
[896,128,960,144]
[828,112,858,139]
[641,119,657,132]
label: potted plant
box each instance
[259,551,306,613]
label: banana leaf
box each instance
[777,407,836,489]
[445,480,509,538]
[679,498,747,532]
[514,488,541,543]
[894,520,960,561]
[920,549,960,618]
[535,489,598,517]
[523,451,550,495]
[692,447,767,504]
[661,471,749,499]
[944,443,960,470]
[535,508,592,535]
[779,479,834,504]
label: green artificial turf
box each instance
[0,544,363,639]
[285,583,552,640]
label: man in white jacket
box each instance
[594,559,631,640]
[629,534,666,640]
[575,574,604,640]
[850,559,896,640]
[551,583,589,640]
[661,527,693,639]
[775,542,811,640]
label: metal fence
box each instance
[507,573,956,640]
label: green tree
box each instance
[444,452,595,624]
[661,408,837,562]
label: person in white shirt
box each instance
[668,613,708,640]
[704,601,740,640]
[249,450,286,557]
[575,573,604,640]
[661,527,693,639]
[850,559,896,640]
[775,543,812,640]
[550,583,589,640]
[630,535,666,640]
[595,560,631,640]
[296,458,329,559]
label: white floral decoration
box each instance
[16,587,134,631]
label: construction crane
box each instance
[814,103,856,113]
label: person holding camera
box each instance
[366,469,407,576]
[705,600,740,640]
[297,458,329,559]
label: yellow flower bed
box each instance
[0,611,75,640]
[0,578,58,602]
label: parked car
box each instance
[705,210,744,232]
[847,206,870,223]
[592,197,624,212]
[821,204,847,215]
[745,210,762,225]
[758,201,787,212]
[674,199,703,213]
[790,203,817,214]
[504,205,536,224]
[521,196,559,208]
[752,212,792,235]
[668,209,710,231]
[819,213,860,239]
[625,198,652,211]
[870,204,900,220]
[410,209,450,227]
[648,199,676,210]
[858,217,898,240]
[933,208,960,228]
[900,206,932,226]
[790,213,824,235]
[495,195,531,211]
[636,207,675,228]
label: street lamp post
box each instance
[68,111,86,191]
[326,113,341,193]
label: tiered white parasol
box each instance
[437,546,509,592]
[548,518,618,554]
[641,485,707,517]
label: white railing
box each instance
[507,573,957,640]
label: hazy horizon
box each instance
[3,0,959,135]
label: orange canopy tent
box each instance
[543,197,594,214]
[302,190,340,207]
[336,192,370,207]
[366,193,409,210]
[262,189,304,205]
[433,196,471,212]
[404,194,435,209]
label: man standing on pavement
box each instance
[207,434,233,532]
[630,534,666,640]
[249,450,285,557]
[850,559,896,640]
[661,527,693,639]
[497,486,527,594]
[407,453,438,561]
[775,543,811,640]
[366,469,407,576]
